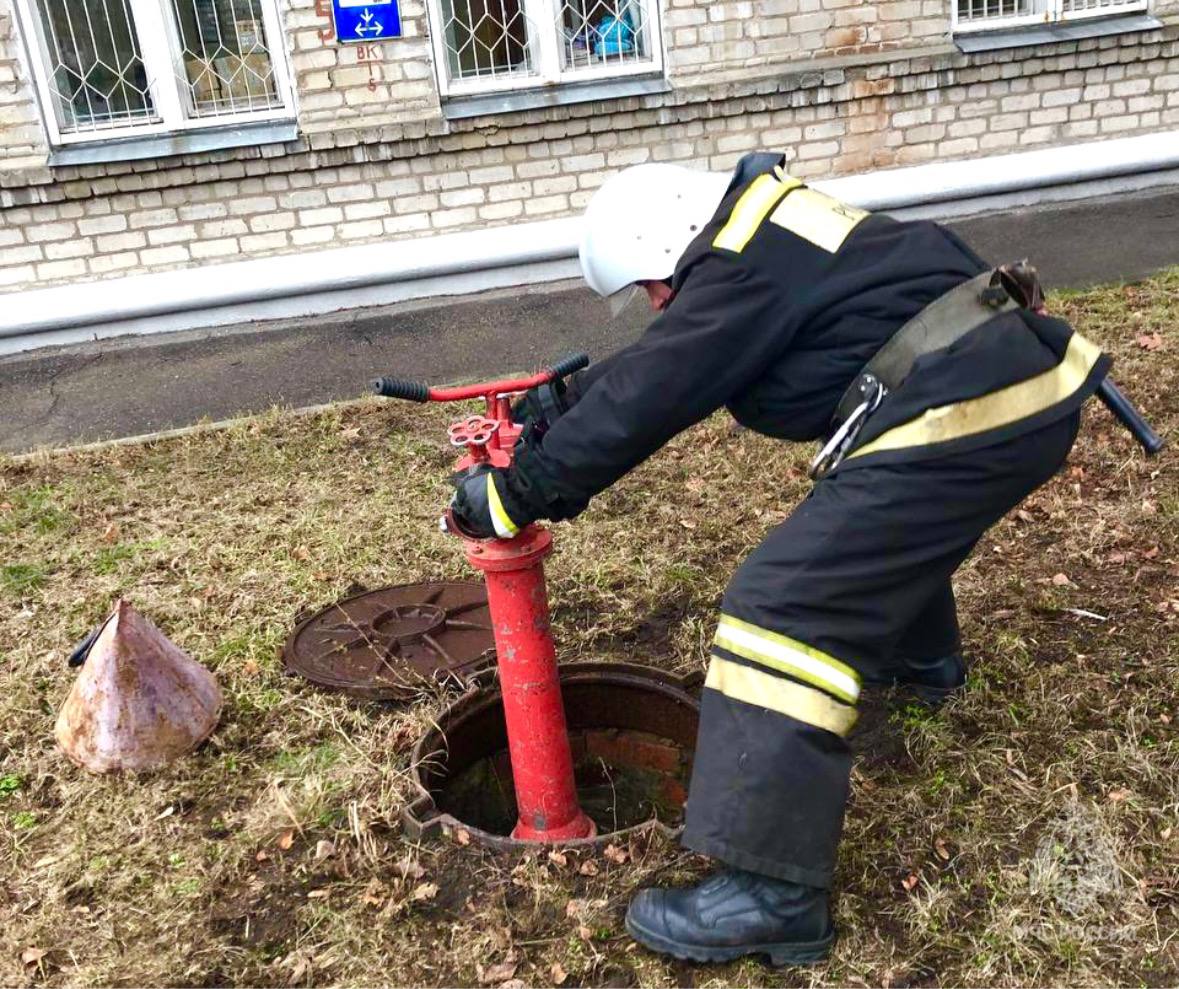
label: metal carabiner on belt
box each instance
[809,373,887,480]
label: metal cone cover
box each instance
[55,600,223,773]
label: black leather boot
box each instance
[624,869,834,966]
[863,652,967,705]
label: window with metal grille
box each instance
[427,0,662,97]
[13,0,293,143]
[953,0,1147,31]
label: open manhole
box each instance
[282,581,495,701]
[405,663,701,849]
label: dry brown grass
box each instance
[1,271,1177,987]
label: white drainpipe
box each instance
[2,129,1178,354]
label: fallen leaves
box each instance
[901,873,920,892]
[21,947,47,967]
[934,837,951,862]
[313,840,335,861]
[577,859,599,877]
[360,879,387,908]
[1051,572,1073,587]
[547,849,567,868]
[550,961,569,985]
[395,855,425,881]
[276,830,295,851]
[410,882,438,903]
[477,959,517,985]
[1136,332,1165,351]
[603,843,628,865]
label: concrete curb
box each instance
[3,129,1177,356]
[6,397,367,463]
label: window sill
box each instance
[441,74,670,121]
[954,12,1161,53]
[46,119,299,167]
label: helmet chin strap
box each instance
[608,284,641,318]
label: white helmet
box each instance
[579,163,730,300]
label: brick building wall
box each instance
[0,0,45,164]
[2,0,1178,294]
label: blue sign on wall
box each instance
[331,0,401,43]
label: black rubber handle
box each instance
[68,625,101,668]
[371,377,430,402]
[1097,379,1165,456]
[548,352,590,379]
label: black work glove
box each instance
[510,374,582,435]
[449,464,534,540]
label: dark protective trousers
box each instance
[681,412,1081,888]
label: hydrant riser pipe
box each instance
[468,533,595,841]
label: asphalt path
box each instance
[3,185,1178,453]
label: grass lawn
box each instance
[1,271,1177,988]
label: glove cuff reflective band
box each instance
[486,473,520,539]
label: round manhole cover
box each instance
[282,581,495,701]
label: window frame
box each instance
[952,0,1148,33]
[12,0,296,147]
[425,0,665,100]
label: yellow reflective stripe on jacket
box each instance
[768,186,868,253]
[706,655,858,736]
[847,331,1104,461]
[714,614,860,704]
[713,173,800,254]
[486,473,519,538]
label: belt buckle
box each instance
[809,373,886,480]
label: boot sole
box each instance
[863,680,965,707]
[908,682,963,706]
[625,912,834,967]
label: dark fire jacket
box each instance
[510,152,1110,521]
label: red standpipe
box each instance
[395,361,596,842]
[464,529,595,841]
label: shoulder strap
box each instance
[833,270,1017,425]
[723,152,786,198]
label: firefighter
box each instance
[449,153,1111,966]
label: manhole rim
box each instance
[403,661,703,851]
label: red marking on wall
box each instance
[315,0,335,42]
[357,43,382,90]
